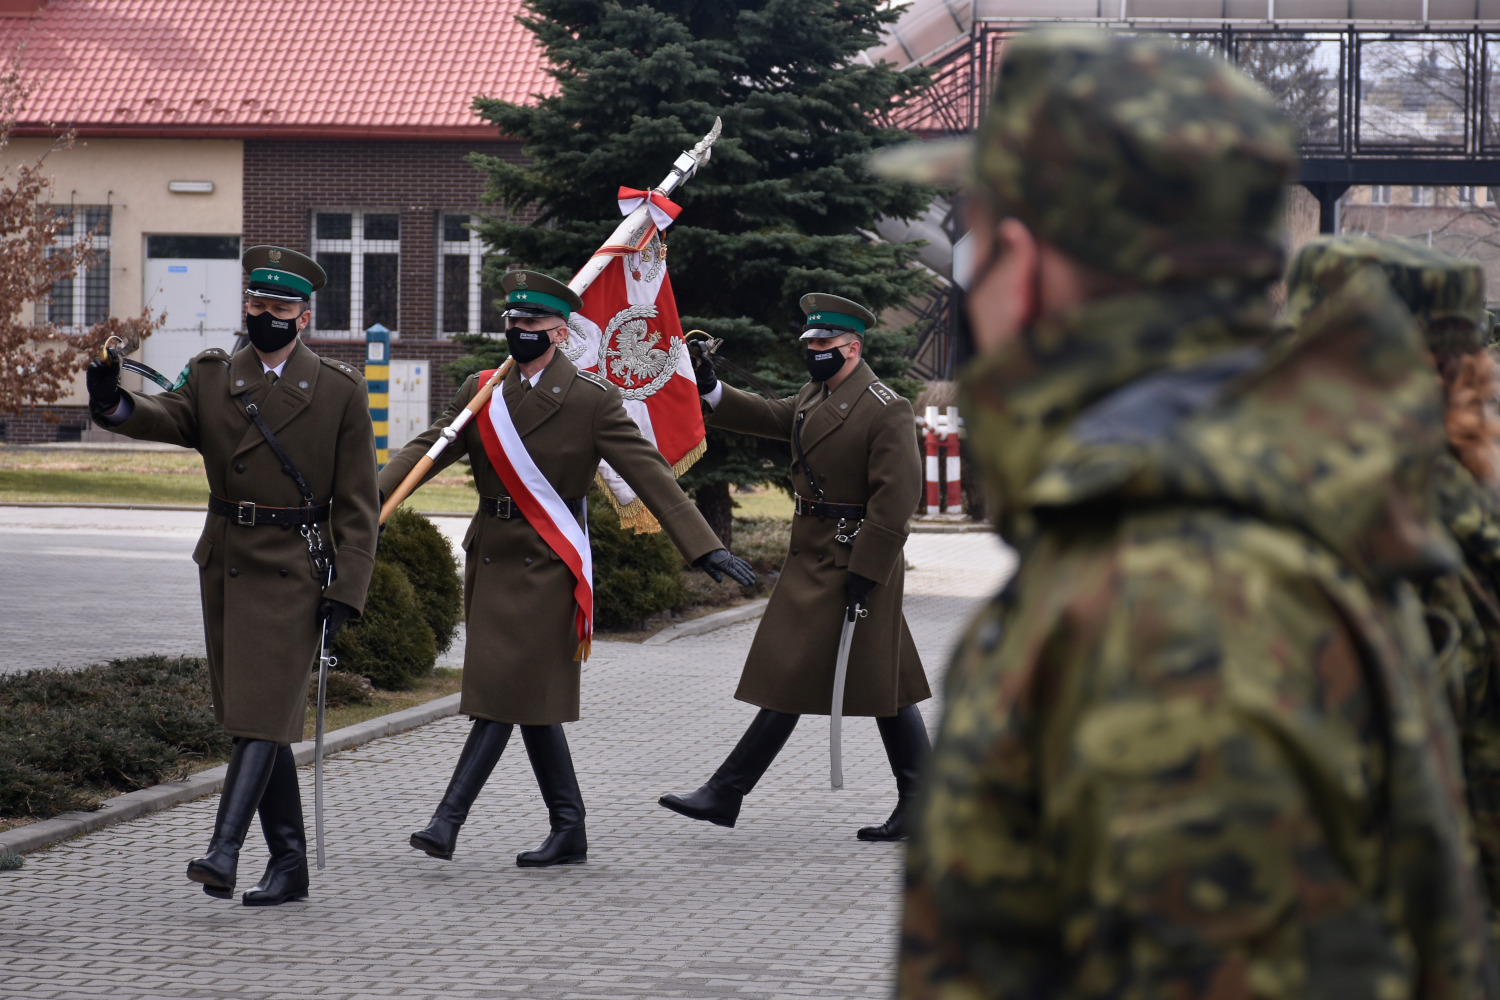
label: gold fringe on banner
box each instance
[592,436,708,535]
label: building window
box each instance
[1459,186,1480,205]
[310,210,400,338]
[437,214,504,338]
[1369,184,1392,205]
[1412,186,1436,206]
[46,206,111,329]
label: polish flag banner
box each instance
[563,230,706,532]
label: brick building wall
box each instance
[244,138,528,410]
[1,405,91,444]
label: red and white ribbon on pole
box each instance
[617,187,682,231]
[475,369,595,658]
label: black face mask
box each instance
[506,326,552,363]
[246,309,300,353]
[805,345,847,383]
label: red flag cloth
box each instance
[562,238,706,531]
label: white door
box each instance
[388,360,430,453]
[142,238,242,392]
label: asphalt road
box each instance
[0,506,473,675]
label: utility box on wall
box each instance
[387,360,430,455]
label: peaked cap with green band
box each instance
[500,270,583,320]
[1284,235,1487,355]
[242,245,326,302]
[870,28,1298,287]
[799,292,876,340]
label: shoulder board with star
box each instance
[867,381,899,406]
[575,369,614,392]
[319,356,366,384]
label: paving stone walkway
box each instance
[0,515,1014,999]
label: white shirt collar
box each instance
[261,359,288,378]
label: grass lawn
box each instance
[729,485,792,520]
[0,444,478,511]
[0,445,792,520]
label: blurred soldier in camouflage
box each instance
[1285,235,1500,944]
[875,28,1500,999]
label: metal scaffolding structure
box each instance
[875,4,1500,376]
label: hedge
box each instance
[0,656,230,820]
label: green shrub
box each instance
[0,853,23,871]
[331,561,436,690]
[588,490,688,629]
[728,517,791,574]
[378,508,464,654]
[309,670,375,708]
[0,656,230,820]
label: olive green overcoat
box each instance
[708,362,928,717]
[379,352,722,725]
[96,341,379,743]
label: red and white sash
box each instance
[474,370,594,659]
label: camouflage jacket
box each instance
[1426,454,1500,938]
[899,273,1498,999]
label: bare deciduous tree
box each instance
[0,62,158,418]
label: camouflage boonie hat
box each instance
[872,29,1298,286]
[1284,235,1486,355]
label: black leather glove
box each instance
[690,348,718,396]
[846,571,877,608]
[86,348,122,416]
[696,548,756,586]
[320,598,357,644]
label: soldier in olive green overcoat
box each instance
[380,270,755,869]
[87,246,379,907]
[659,293,931,841]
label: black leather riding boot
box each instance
[858,705,930,841]
[410,718,513,860]
[187,738,277,898]
[516,724,587,867]
[658,709,798,828]
[242,745,309,906]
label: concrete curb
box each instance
[642,598,769,645]
[0,693,462,857]
[910,518,990,533]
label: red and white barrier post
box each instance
[943,405,962,513]
[921,405,963,514]
[923,405,941,513]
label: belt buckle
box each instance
[499,496,514,519]
[237,501,256,527]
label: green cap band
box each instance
[507,288,573,319]
[804,310,866,334]
[249,268,315,297]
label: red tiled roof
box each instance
[1,0,555,139]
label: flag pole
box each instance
[378,118,723,524]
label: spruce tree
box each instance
[467,0,933,543]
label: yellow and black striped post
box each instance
[365,323,391,468]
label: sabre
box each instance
[829,599,867,790]
[99,335,180,391]
[378,117,725,524]
[314,593,335,869]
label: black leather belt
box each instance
[793,494,866,520]
[480,495,585,520]
[208,495,330,527]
